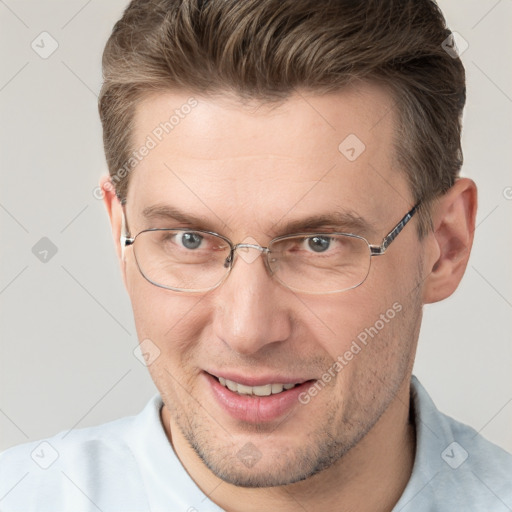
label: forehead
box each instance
[126,83,411,237]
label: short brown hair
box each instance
[98,0,466,236]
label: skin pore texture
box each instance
[101,82,477,512]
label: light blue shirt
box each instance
[1,376,511,511]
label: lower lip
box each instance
[205,372,315,423]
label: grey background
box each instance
[0,0,511,454]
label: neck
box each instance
[162,376,416,512]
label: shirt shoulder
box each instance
[0,404,150,512]
[394,376,512,512]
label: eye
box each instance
[177,232,204,250]
[305,236,332,253]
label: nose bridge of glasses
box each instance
[230,241,270,266]
[234,242,268,253]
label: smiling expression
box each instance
[118,82,425,487]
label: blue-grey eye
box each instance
[307,236,331,252]
[180,232,203,250]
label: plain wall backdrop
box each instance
[0,0,511,454]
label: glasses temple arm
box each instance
[370,203,420,255]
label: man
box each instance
[1,0,511,510]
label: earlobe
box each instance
[422,178,478,304]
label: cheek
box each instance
[297,257,418,362]
[297,294,388,363]
[127,273,213,414]
[126,259,210,359]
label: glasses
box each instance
[121,204,419,294]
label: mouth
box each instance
[204,371,316,423]
[215,375,301,397]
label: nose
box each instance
[212,247,293,355]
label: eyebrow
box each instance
[141,204,219,231]
[275,212,375,237]
[140,204,375,237]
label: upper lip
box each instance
[205,370,314,387]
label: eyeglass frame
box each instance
[120,202,420,294]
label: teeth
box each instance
[271,383,283,394]
[237,383,253,395]
[226,380,238,392]
[218,378,299,396]
[253,384,272,396]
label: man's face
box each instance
[121,83,425,486]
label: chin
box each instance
[188,430,349,488]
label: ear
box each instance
[100,175,127,288]
[422,178,478,304]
